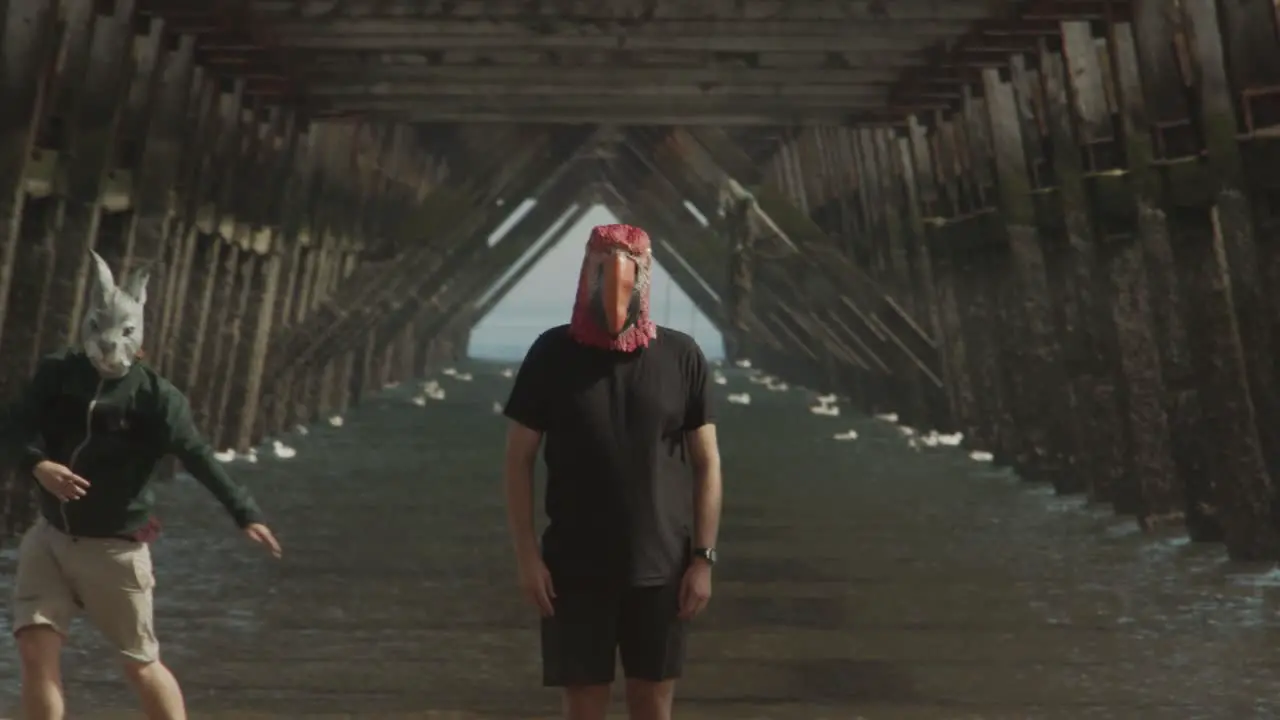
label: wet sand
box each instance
[2,363,1279,718]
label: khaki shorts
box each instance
[10,518,159,663]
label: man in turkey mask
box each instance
[502,224,723,719]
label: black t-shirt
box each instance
[503,324,715,588]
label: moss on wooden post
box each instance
[1126,2,1276,557]
[194,241,240,434]
[1039,31,1127,505]
[949,90,1019,465]
[722,193,755,363]
[982,67,1076,489]
[0,0,60,533]
[40,3,132,355]
[1177,0,1280,557]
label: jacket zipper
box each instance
[62,378,104,536]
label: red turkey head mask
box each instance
[568,224,657,352]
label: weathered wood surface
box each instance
[0,1,571,532]
[3,0,1280,578]
[746,0,1280,560]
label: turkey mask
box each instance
[81,250,148,379]
[568,224,657,352]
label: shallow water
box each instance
[1,364,1279,718]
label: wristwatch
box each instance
[693,547,717,566]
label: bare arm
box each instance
[504,421,544,562]
[687,423,723,551]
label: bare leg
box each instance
[16,626,65,720]
[121,658,187,720]
[563,684,612,720]
[624,679,675,720]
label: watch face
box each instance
[697,547,717,564]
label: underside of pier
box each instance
[4,0,1280,711]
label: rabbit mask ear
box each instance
[119,265,149,306]
[89,250,116,305]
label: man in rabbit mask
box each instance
[0,251,281,720]
[502,224,723,719]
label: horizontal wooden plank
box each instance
[247,0,1000,22]
[261,19,969,53]
[297,64,907,87]
[307,82,891,99]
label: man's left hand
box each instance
[244,523,283,558]
[678,559,712,619]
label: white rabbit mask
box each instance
[81,250,148,379]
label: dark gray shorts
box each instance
[540,582,687,686]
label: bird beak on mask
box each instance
[590,250,641,337]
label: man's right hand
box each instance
[517,553,556,617]
[33,460,90,502]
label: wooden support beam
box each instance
[915,111,981,438]
[594,189,727,335]
[1179,0,1280,495]
[121,33,195,274]
[250,0,998,22]
[981,67,1077,484]
[769,135,871,394]
[197,238,245,438]
[395,164,588,344]
[409,182,585,365]
[170,82,243,406]
[694,135,944,388]
[1125,0,1280,559]
[1,0,89,400]
[296,140,551,368]
[469,202,592,325]
[632,135,863,369]
[312,82,891,100]
[606,149,728,289]
[255,123,322,439]
[304,64,906,87]
[322,108,920,126]
[261,18,973,54]
[599,160,724,287]
[717,189,754,361]
[1035,30,1125,506]
[938,89,1016,460]
[313,94,936,121]
[108,32,195,390]
[602,160,801,359]
[153,67,215,369]
[0,0,60,533]
[896,120,956,429]
[1100,19,1208,537]
[40,2,135,357]
[263,127,575,383]
[224,113,300,452]
[889,0,1130,107]
[92,15,167,270]
[0,0,60,356]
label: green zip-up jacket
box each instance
[0,349,264,539]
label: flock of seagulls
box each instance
[442,367,474,382]
[211,357,999,469]
[212,363,509,467]
[726,368,794,406]
[719,358,996,464]
[213,438,297,464]
[809,393,839,417]
[410,366,482,405]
